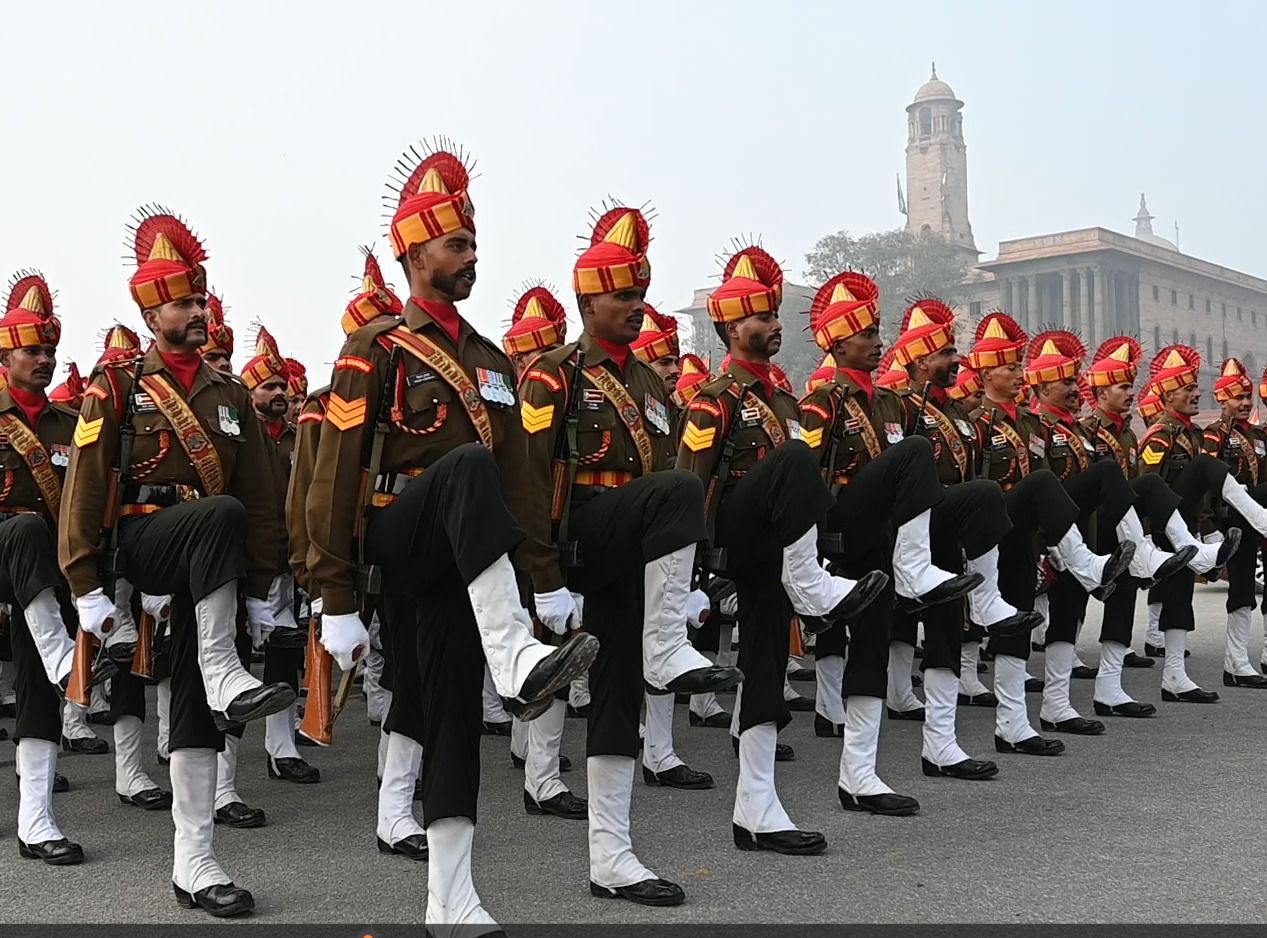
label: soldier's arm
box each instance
[306,341,383,616]
[518,363,568,594]
[797,388,835,462]
[1137,426,1172,476]
[286,398,323,594]
[674,392,727,489]
[57,372,122,597]
[1201,422,1224,458]
[230,391,284,600]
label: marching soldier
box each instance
[285,358,307,426]
[59,207,295,915]
[1202,358,1267,688]
[519,203,740,906]
[305,141,596,931]
[503,281,567,378]
[0,271,97,865]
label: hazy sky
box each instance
[4,1,1263,379]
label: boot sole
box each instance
[838,795,920,817]
[517,635,599,712]
[18,843,84,866]
[1092,701,1155,718]
[732,834,827,855]
[589,881,685,906]
[212,686,296,732]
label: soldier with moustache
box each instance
[59,208,294,915]
[1202,358,1267,689]
[519,203,740,907]
[305,142,595,933]
[964,313,1131,761]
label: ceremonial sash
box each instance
[137,374,225,497]
[0,412,61,518]
[727,386,786,448]
[992,413,1030,477]
[911,394,967,478]
[1092,423,1127,471]
[842,396,882,460]
[1231,426,1259,484]
[583,365,654,476]
[1050,420,1089,474]
[381,328,495,451]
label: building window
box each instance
[1153,324,1161,349]
[1190,331,1197,348]
[1223,338,1229,359]
[1238,306,1243,321]
[1188,294,1194,309]
[918,107,932,136]
[1206,299,1212,314]
[1171,290,1177,306]
[1152,285,1160,302]
[1206,336,1213,359]
[969,301,982,319]
[1222,303,1228,317]
[1254,310,1259,327]
[1172,328,1179,344]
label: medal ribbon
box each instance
[0,412,62,517]
[381,328,495,451]
[138,373,226,496]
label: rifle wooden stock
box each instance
[65,630,98,707]
[298,617,334,746]
[130,612,155,681]
[549,459,569,523]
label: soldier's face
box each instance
[1041,377,1081,412]
[834,326,882,371]
[252,376,289,418]
[1166,383,1201,417]
[733,311,782,362]
[920,345,958,388]
[1097,381,1134,414]
[981,362,1023,399]
[649,355,680,393]
[410,230,478,302]
[3,345,56,391]
[203,350,233,374]
[582,288,645,345]
[146,294,208,351]
[286,395,303,423]
[962,388,984,412]
[1224,389,1253,421]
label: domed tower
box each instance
[904,64,977,261]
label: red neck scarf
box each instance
[929,384,949,405]
[160,350,203,394]
[838,367,874,402]
[1038,402,1076,426]
[726,356,776,396]
[8,385,47,429]
[987,396,1018,422]
[414,297,461,346]
[592,335,630,371]
[1167,411,1194,427]
[1235,418,1254,433]
[1096,407,1126,433]
[264,417,286,442]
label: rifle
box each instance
[68,358,144,707]
[976,405,998,479]
[298,611,358,746]
[907,381,934,439]
[549,347,586,569]
[356,346,401,605]
[697,383,753,581]
[817,386,852,555]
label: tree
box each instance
[803,228,970,331]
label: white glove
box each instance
[320,612,370,671]
[245,597,276,650]
[140,593,172,622]
[719,593,739,618]
[75,588,115,640]
[685,589,710,627]
[269,574,299,630]
[1202,531,1225,545]
[533,588,579,636]
[309,596,324,618]
[569,592,585,629]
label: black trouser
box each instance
[1147,455,1232,632]
[1224,484,1267,613]
[566,470,707,758]
[714,443,833,734]
[818,436,944,698]
[989,469,1080,660]
[116,496,249,752]
[890,480,1011,675]
[1,515,69,743]
[365,444,523,826]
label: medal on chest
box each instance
[786,418,805,444]
[739,405,762,429]
[49,444,70,468]
[643,394,670,435]
[581,389,605,412]
[1028,436,1046,459]
[217,404,240,436]
[954,418,973,439]
[134,392,159,415]
[476,368,515,406]
[884,422,904,444]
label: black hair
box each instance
[713,322,731,349]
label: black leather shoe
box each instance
[805,569,890,631]
[788,667,815,681]
[814,714,842,738]
[838,788,919,816]
[87,710,116,726]
[732,737,794,761]
[786,695,814,712]
[295,731,318,747]
[483,720,512,736]
[61,735,108,755]
[1223,671,1267,688]
[732,823,827,855]
[1093,700,1156,717]
[1144,643,1166,658]
[1161,687,1219,703]
[266,628,309,650]
[212,683,295,731]
[957,691,998,707]
[886,706,925,722]
[994,735,1064,756]
[118,788,172,810]
[1099,541,1135,590]
[590,878,685,907]
[0,702,15,717]
[516,632,601,705]
[983,610,1045,640]
[1216,527,1243,568]
[1031,640,1046,653]
[376,833,428,860]
[509,752,572,772]
[897,572,984,613]
[524,788,588,819]
[267,756,320,784]
[689,710,731,728]
[566,703,590,718]
[1152,544,1200,583]
[53,773,69,793]
[1024,677,1045,693]
[214,801,266,829]
[173,881,254,917]
[664,665,744,695]
[921,756,998,780]
[977,661,989,673]
[0,727,6,741]
[1123,651,1155,669]
[1040,717,1105,735]
[642,764,713,790]
[157,753,170,767]
[105,642,137,668]
[1071,665,1099,680]
[18,837,83,865]
[911,673,923,687]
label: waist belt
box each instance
[122,483,201,516]
[371,468,425,508]
[573,469,635,488]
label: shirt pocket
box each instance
[577,407,617,466]
[400,380,452,436]
[127,417,175,481]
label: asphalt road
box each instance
[3,582,1265,925]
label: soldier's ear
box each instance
[0,350,9,368]
[577,294,593,319]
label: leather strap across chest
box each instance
[138,374,225,497]
[584,365,654,476]
[911,394,967,478]
[0,412,61,517]
[381,328,495,451]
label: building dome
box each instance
[913,64,958,103]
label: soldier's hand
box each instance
[75,589,115,640]
[245,598,276,650]
[320,612,369,671]
[533,589,579,636]
[685,589,710,627]
[140,593,172,622]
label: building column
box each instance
[1079,268,1092,338]
[1028,275,1040,334]
[1092,267,1106,345]
[998,277,1011,317]
[1061,270,1074,332]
